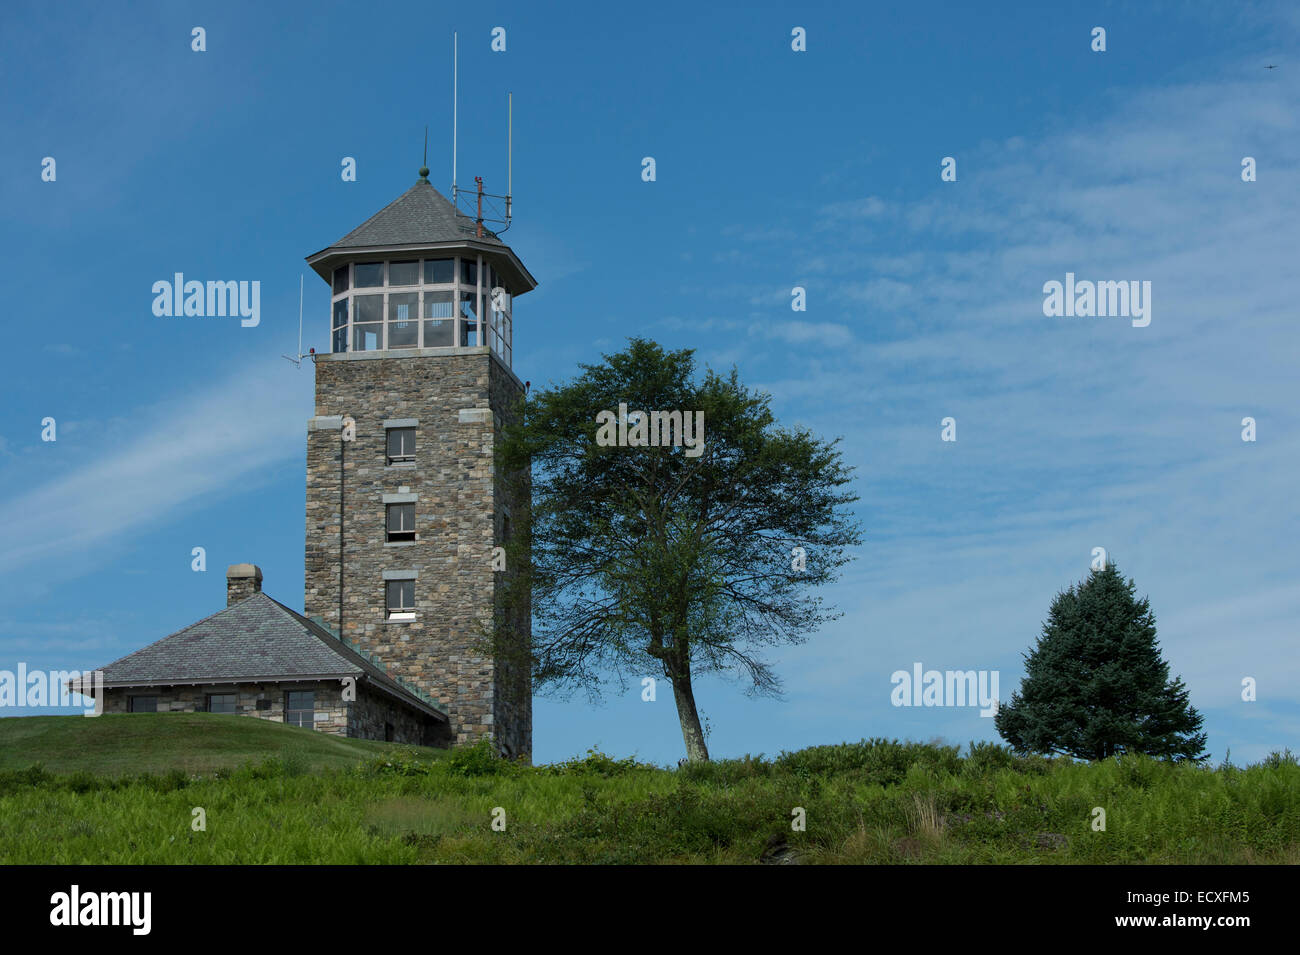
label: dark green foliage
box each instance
[963,740,1017,776]
[444,738,511,778]
[1263,748,1298,770]
[495,338,862,761]
[544,747,643,777]
[996,563,1208,762]
[774,738,962,784]
[363,747,442,777]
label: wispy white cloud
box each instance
[0,358,309,576]
[673,63,1300,759]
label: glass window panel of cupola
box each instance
[388,292,418,348]
[462,257,481,346]
[421,258,454,347]
[332,298,349,353]
[353,293,383,350]
[459,290,479,347]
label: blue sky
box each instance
[1,0,1297,765]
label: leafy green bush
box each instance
[361,747,439,777]
[0,764,51,795]
[444,739,508,778]
[676,754,771,785]
[963,741,1016,777]
[774,739,961,784]
[1262,748,1298,770]
[546,747,644,777]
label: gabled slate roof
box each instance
[94,593,446,719]
[331,180,503,249]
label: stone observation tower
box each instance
[302,167,536,759]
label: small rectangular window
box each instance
[354,294,383,323]
[386,427,415,465]
[285,690,315,728]
[387,580,416,620]
[354,293,383,351]
[423,291,454,347]
[332,299,349,353]
[387,503,415,542]
[460,292,479,346]
[332,266,349,295]
[354,323,381,351]
[424,258,455,284]
[207,693,237,714]
[389,260,419,286]
[354,262,383,287]
[388,292,418,348]
[129,696,158,713]
[462,257,478,287]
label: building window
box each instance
[386,503,416,542]
[459,291,479,346]
[424,258,454,284]
[388,292,419,348]
[388,260,419,286]
[329,256,506,355]
[386,580,415,620]
[386,427,415,466]
[285,691,315,728]
[354,262,383,288]
[129,696,158,713]
[332,298,349,353]
[332,266,349,295]
[207,693,237,714]
[353,293,383,350]
[423,290,455,347]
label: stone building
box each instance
[88,173,536,758]
[302,171,536,759]
[94,565,450,745]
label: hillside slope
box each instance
[0,713,443,775]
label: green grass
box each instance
[0,722,1297,864]
[0,713,437,776]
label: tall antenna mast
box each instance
[452,31,458,199]
[506,91,512,222]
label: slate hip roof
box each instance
[327,180,502,250]
[93,592,446,719]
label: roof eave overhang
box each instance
[305,241,538,296]
[92,674,359,689]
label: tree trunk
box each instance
[670,664,710,762]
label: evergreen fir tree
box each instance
[995,562,1207,761]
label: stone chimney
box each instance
[226,564,263,605]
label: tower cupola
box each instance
[306,175,536,367]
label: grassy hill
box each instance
[1,717,1297,864]
[0,713,441,776]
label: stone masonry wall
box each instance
[350,683,449,746]
[101,682,349,735]
[305,347,532,759]
[489,357,533,761]
[100,680,444,746]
